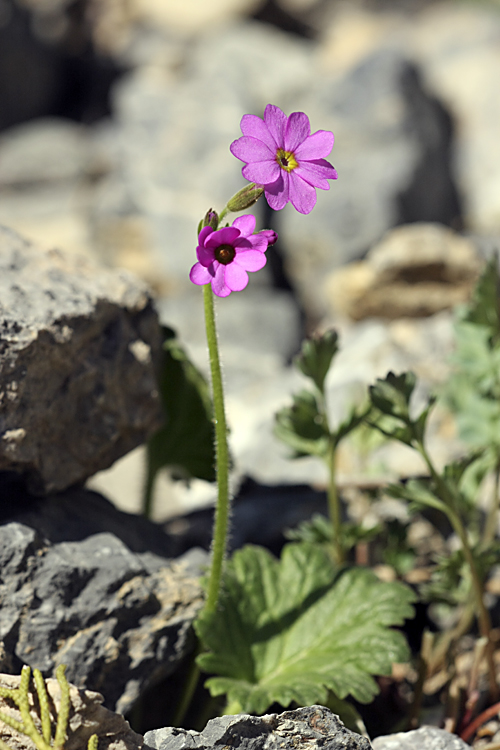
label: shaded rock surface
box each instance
[0,224,162,494]
[0,672,143,750]
[144,706,371,750]
[0,486,206,715]
[372,726,468,750]
[324,223,480,320]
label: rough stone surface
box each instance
[0,224,162,494]
[372,726,469,750]
[0,491,205,714]
[324,223,480,320]
[0,672,143,750]
[144,706,371,750]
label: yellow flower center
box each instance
[276,148,298,173]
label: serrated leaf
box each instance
[386,479,449,516]
[195,543,415,714]
[463,253,500,339]
[296,330,339,393]
[369,372,416,421]
[146,327,216,483]
[274,390,329,458]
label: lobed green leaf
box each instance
[195,543,415,714]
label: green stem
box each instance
[203,284,231,614]
[218,207,230,225]
[417,441,498,698]
[483,460,500,548]
[326,438,344,565]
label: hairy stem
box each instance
[326,439,344,565]
[202,284,231,614]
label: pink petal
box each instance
[230,136,273,164]
[295,130,334,160]
[295,159,337,190]
[224,262,249,292]
[198,225,213,243]
[205,226,240,249]
[242,159,280,185]
[284,112,310,152]
[234,248,267,272]
[189,262,213,286]
[245,234,268,252]
[264,172,289,211]
[264,104,287,148]
[196,243,215,266]
[258,229,278,246]
[212,264,232,297]
[240,114,277,151]
[288,173,317,214]
[231,214,256,237]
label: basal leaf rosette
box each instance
[195,542,416,715]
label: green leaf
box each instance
[386,479,449,516]
[195,543,416,714]
[369,372,416,422]
[296,329,339,393]
[463,253,500,340]
[285,514,380,554]
[146,327,216,483]
[274,390,329,458]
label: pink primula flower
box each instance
[189,215,277,298]
[230,104,338,215]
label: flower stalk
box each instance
[202,283,231,614]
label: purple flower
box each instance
[230,104,338,215]
[189,215,276,297]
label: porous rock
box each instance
[372,725,469,750]
[324,223,480,320]
[144,705,371,750]
[0,224,162,494]
[0,672,143,750]
[0,501,205,714]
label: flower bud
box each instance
[202,209,219,230]
[226,184,264,213]
[258,229,278,246]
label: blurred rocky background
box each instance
[1,0,500,523]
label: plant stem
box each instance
[202,283,231,614]
[326,438,344,565]
[417,441,498,698]
[483,460,500,548]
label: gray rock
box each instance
[0,499,205,714]
[0,224,162,494]
[372,726,469,750]
[144,706,370,750]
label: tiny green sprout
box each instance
[0,665,98,750]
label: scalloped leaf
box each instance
[195,543,416,715]
[274,390,329,458]
[296,329,339,393]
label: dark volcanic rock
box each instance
[144,706,371,750]
[0,224,162,494]
[0,492,206,714]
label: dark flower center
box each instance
[215,243,236,265]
